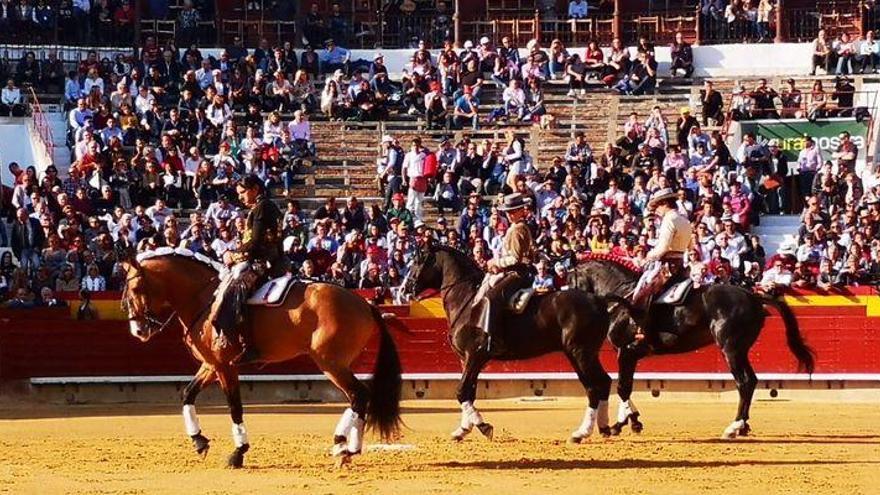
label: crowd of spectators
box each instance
[1,28,879,310]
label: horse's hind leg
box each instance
[216,369,250,469]
[181,363,216,458]
[318,361,370,459]
[721,348,758,440]
[610,347,646,436]
[565,351,612,443]
[453,351,492,442]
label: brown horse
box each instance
[119,247,402,468]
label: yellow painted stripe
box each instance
[409,298,446,318]
[784,295,880,317]
[66,294,880,321]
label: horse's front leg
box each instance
[181,363,217,458]
[611,347,645,436]
[217,368,249,469]
[453,350,492,441]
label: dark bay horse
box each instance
[404,245,613,443]
[570,254,815,439]
[119,248,402,467]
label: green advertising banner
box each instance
[738,118,869,168]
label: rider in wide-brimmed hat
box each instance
[629,187,694,350]
[474,192,536,353]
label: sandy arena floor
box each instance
[0,397,877,495]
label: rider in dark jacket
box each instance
[210,174,284,362]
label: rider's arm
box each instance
[233,205,267,262]
[495,223,532,268]
[646,216,673,262]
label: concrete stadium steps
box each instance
[44,106,71,172]
[753,214,801,255]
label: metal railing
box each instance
[27,87,54,167]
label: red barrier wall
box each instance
[1,303,878,380]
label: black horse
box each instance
[570,254,816,439]
[404,245,613,443]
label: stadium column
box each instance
[612,0,621,40]
[774,0,784,43]
[453,0,460,46]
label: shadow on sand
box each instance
[436,458,880,471]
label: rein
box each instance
[122,265,219,337]
[438,272,483,333]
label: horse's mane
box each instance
[136,246,224,273]
[433,244,484,275]
[577,252,643,275]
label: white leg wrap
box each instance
[617,399,638,424]
[182,405,201,437]
[348,418,366,454]
[597,400,610,429]
[232,423,248,448]
[461,401,483,427]
[722,419,746,439]
[334,408,357,438]
[573,407,598,438]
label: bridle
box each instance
[402,249,483,331]
[121,264,218,338]
[121,270,179,338]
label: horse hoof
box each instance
[630,419,644,434]
[609,422,624,436]
[331,442,348,457]
[569,434,585,444]
[476,422,494,441]
[227,447,247,469]
[738,423,751,437]
[192,434,210,459]
[335,453,352,469]
[451,426,472,442]
[598,426,612,438]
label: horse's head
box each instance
[119,251,176,342]
[401,242,443,302]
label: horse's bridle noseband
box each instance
[121,270,179,337]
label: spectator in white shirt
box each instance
[81,264,107,292]
[402,137,427,221]
[760,258,793,292]
[0,78,23,116]
[858,30,880,73]
[206,95,231,128]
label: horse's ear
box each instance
[419,237,436,259]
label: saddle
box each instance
[653,279,693,306]
[246,275,305,307]
[508,288,536,314]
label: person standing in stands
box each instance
[675,107,698,150]
[669,31,694,78]
[402,137,427,221]
[811,29,832,75]
[700,80,724,126]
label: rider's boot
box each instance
[479,298,503,355]
[626,290,654,353]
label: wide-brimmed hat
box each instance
[648,188,677,208]
[498,192,532,212]
[778,237,797,256]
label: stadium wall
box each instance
[1,289,878,402]
[2,43,816,79]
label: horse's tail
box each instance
[366,306,403,442]
[760,294,816,375]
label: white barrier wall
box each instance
[0,42,819,79]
